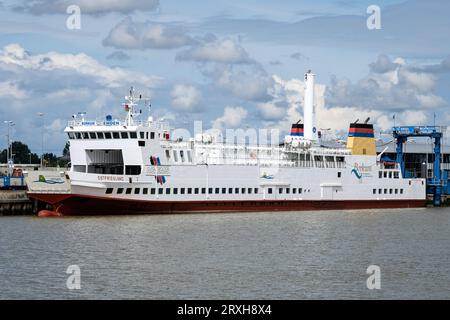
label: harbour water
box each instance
[1,208,450,299]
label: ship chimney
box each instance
[304,70,317,141]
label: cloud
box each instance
[106,51,131,61]
[212,106,248,129]
[176,37,251,64]
[0,43,162,153]
[14,0,159,15]
[103,17,193,50]
[170,84,201,111]
[290,52,308,61]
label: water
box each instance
[1,207,450,299]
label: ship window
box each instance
[97,132,104,139]
[215,188,220,194]
[235,188,239,194]
[389,171,393,179]
[187,150,192,162]
[150,188,156,195]
[373,189,376,194]
[208,188,213,194]
[126,188,132,194]
[188,188,192,194]
[140,132,145,139]
[395,189,398,194]
[299,188,302,194]
[117,188,124,194]
[389,189,393,194]
[394,171,399,179]
[286,188,290,194]
[138,141,145,147]
[378,189,382,194]
[180,150,185,162]
[106,188,113,194]
[384,171,387,178]
[279,188,283,194]
[143,188,148,195]
[173,188,178,194]
[181,188,185,194]
[268,188,273,194]
[293,188,297,194]
[88,132,95,139]
[400,189,404,194]
[125,165,141,175]
[228,188,233,194]
[135,188,140,195]
[104,132,112,139]
[194,188,199,194]
[130,132,137,139]
[173,150,178,162]
[150,132,155,139]
[75,132,82,139]
[338,172,342,178]
[165,150,170,160]
[113,132,120,139]
[166,188,171,195]
[158,188,163,195]
[254,188,259,194]
[222,188,227,194]
[146,132,149,139]
[68,132,74,139]
[201,188,206,194]
[248,188,252,194]
[83,132,89,139]
[73,165,86,173]
[384,189,387,194]
[379,171,382,178]
[121,132,128,139]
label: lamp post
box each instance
[37,112,44,168]
[4,121,14,176]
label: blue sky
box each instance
[0,0,449,155]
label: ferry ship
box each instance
[28,71,426,216]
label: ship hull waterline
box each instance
[28,193,427,216]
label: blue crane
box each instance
[392,126,444,206]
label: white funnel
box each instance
[304,70,317,141]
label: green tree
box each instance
[0,141,40,164]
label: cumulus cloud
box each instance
[176,37,251,64]
[0,43,162,153]
[212,106,248,130]
[103,17,193,50]
[170,84,201,111]
[14,0,159,15]
[326,54,446,111]
[177,37,272,101]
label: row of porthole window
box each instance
[105,186,308,195]
[373,188,404,195]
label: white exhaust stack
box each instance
[303,70,317,141]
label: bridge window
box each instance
[195,188,199,194]
[215,188,220,194]
[126,188,132,194]
[394,171,399,179]
[389,171,393,179]
[121,132,128,139]
[235,188,239,194]
[140,132,145,139]
[105,132,112,139]
[150,188,156,195]
[293,188,297,194]
[255,188,259,194]
[97,132,104,139]
[150,132,155,139]
[75,132,82,139]
[166,188,171,195]
[268,188,273,194]
[228,188,233,194]
[130,132,137,139]
[83,132,89,139]
[143,188,148,195]
[135,188,140,195]
[173,188,178,194]
[68,132,75,139]
[106,188,113,194]
[180,150,185,162]
[222,188,227,194]
[188,188,192,194]
[373,189,376,194]
[113,132,120,139]
[117,188,124,194]
[125,165,141,175]
[181,188,185,194]
[400,189,404,194]
[158,188,163,195]
[89,132,96,139]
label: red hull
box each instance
[28,193,427,216]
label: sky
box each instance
[0,0,449,155]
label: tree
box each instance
[0,141,40,164]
